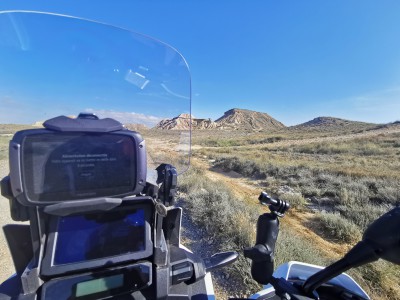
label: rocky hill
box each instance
[215,108,285,131]
[291,117,377,132]
[155,109,285,131]
[154,114,218,130]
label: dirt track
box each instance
[202,164,352,259]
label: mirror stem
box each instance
[303,241,379,294]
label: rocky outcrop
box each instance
[192,118,218,129]
[215,108,285,131]
[155,114,218,130]
[155,109,286,131]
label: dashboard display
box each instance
[75,274,124,297]
[54,209,145,265]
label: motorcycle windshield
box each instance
[0,11,191,175]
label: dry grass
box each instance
[189,126,400,298]
[0,124,36,134]
[0,136,10,160]
[179,167,332,296]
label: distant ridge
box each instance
[215,108,285,131]
[155,108,285,131]
[292,116,377,131]
[155,110,387,132]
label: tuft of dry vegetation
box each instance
[0,136,10,160]
[315,212,362,243]
[179,167,260,295]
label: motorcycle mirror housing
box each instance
[362,206,400,264]
[303,206,400,295]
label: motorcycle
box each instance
[0,11,399,300]
[0,11,237,299]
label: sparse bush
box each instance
[179,167,207,193]
[275,227,328,267]
[214,156,264,178]
[212,154,399,211]
[180,168,260,293]
[316,212,362,243]
[349,261,400,300]
[182,173,258,249]
[180,166,397,298]
[374,182,400,204]
[281,139,388,156]
[278,193,306,209]
[249,136,285,144]
[187,129,400,298]
[337,204,392,231]
[201,138,243,147]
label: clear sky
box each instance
[0,0,399,125]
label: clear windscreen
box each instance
[0,11,191,174]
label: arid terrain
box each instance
[0,111,399,298]
[178,112,400,299]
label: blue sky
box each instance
[0,1,399,125]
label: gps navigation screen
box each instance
[22,133,136,202]
[53,209,145,265]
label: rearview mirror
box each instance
[362,206,400,264]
